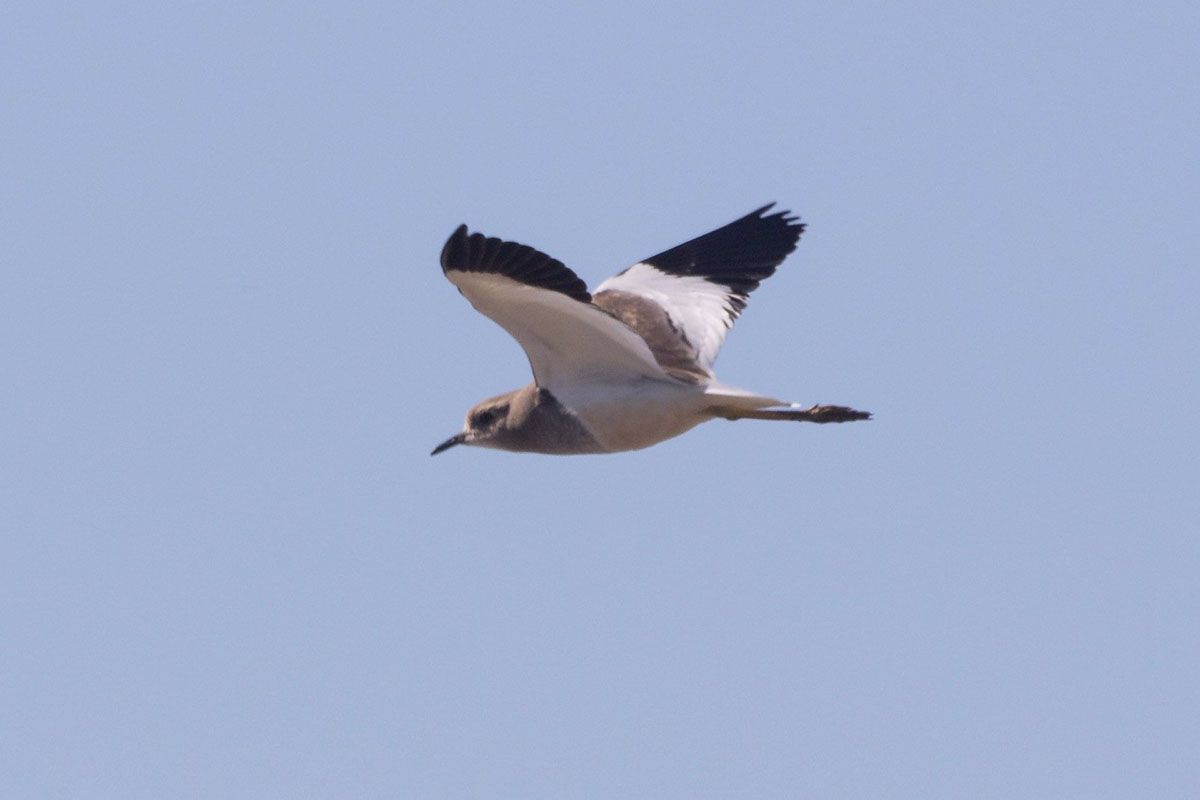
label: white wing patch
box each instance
[447,271,669,392]
[595,262,740,376]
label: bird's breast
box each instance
[563,379,710,453]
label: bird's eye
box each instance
[473,410,495,427]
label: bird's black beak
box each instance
[430,432,466,456]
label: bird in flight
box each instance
[432,204,869,456]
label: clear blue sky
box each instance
[4,2,1198,797]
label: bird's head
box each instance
[430,394,512,455]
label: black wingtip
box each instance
[639,203,808,296]
[750,202,804,229]
[440,224,469,271]
[438,223,592,304]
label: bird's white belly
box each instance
[562,379,710,452]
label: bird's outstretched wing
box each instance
[593,204,804,378]
[440,225,669,393]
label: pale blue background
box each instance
[4,2,1198,797]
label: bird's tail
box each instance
[703,383,871,424]
[715,404,872,423]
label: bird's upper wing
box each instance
[440,225,670,393]
[593,204,804,378]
